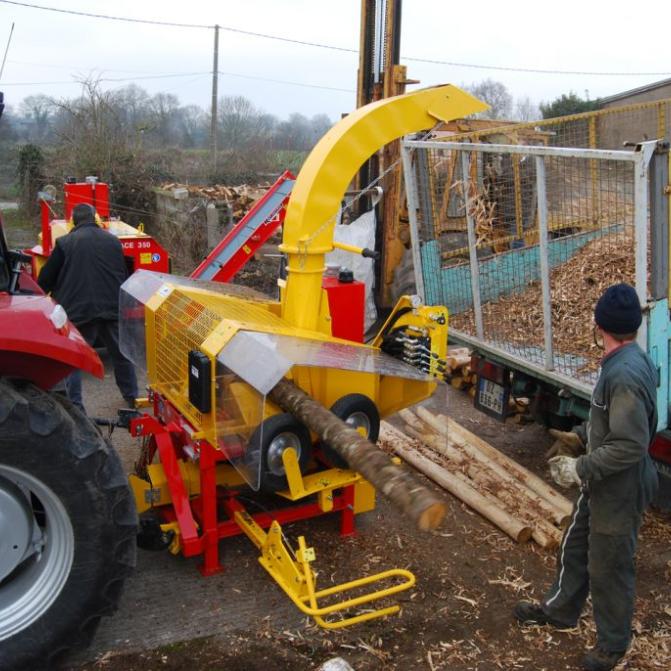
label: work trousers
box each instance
[541,490,639,653]
[66,319,138,412]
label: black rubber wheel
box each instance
[321,394,380,468]
[246,413,312,492]
[0,378,137,671]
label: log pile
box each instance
[160,182,268,219]
[379,408,572,549]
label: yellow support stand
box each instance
[232,448,415,629]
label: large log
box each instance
[380,423,532,543]
[402,423,562,548]
[413,407,573,519]
[437,412,574,518]
[413,408,569,527]
[268,378,446,531]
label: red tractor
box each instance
[0,92,137,670]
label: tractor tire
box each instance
[321,394,380,468]
[246,413,312,492]
[0,379,137,671]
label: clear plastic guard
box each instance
[119,269,274,369]
[215,360,265,491]
[217,331,431,395]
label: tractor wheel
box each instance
[247,413,312,492]
[0,379,137,671]
[321,394,380,468]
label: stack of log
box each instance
[379,408,572,549]
[445,347,532,424]
[160,182,268,220]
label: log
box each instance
[380,423,532,543]
[414,408,570,526]
[436,413,573,518]
[402,422,562,549]
[447,355,470,369]
[450,469,560,549]
[268,379,446,531]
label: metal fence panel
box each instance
[403,140,651,388]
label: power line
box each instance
[1,70,353,94]
[1,71,211,85]
[0,0,210,28]
[218,70,353,93]
[2,0,670,78]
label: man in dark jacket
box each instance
[38,203,138,411]
[514,283,658,671]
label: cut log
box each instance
[436,412,573,518]
[401,421,562,549]
[414,408,570,526]
[447,354,471,369]
[268,378,446,531]
[380,423,532,543]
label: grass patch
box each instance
[1,207,37,248]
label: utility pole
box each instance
[210,24,220,171]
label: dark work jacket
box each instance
[575,342,659,535]
[37,223,128,326]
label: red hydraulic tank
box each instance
[322,271,365,343]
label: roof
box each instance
[599,77,671,105]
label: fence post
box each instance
[460,151,484,340]
[534,155,554,371]
[400,143,427,302]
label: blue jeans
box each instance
[66,319,138,412]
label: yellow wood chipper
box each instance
[118,84,487,629]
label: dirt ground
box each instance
[67,351,671,671]
[4,213,669,670]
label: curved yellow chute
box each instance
[280,84,488,329]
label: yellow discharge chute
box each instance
[280,84,488,329]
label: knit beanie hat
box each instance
[594,283,642,334]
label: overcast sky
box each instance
[1,0,669,120]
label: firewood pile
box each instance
[160,182,268,219]
[380,409,572,549]
[445,347,530,423]
[449,231,635,374]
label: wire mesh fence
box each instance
[440,97,671,151]
[403,140,651,387]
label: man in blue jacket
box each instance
[514,283,659,671]
[38,203,138,411]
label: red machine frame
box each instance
[129,392,358,577]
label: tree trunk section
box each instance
[380,423,532,543]
[268,378,446,531]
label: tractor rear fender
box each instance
[0,293,103,389]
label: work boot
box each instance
[513,601,575,628]
[582,646,625,671]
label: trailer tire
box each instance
[247,413,312,492]
[0,379,137,671]
[321,394,380,468]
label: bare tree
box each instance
[514,96,540,122]
[465,79,513,120]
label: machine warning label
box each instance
[151,253,161,262]
[140,253,152,264]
